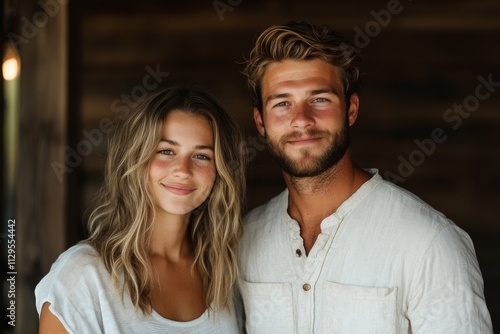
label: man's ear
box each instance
[347,93,360,127]
[253,107,266,137]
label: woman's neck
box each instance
[149,211,193,263]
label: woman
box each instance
[36,86,246,333]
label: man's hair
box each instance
[243,21,362,111]
[85,85,246,314]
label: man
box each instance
[238,21,492,333]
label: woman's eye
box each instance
[195,154,211,161]
[158,149,174,155]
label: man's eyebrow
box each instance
[310,88,340,96]
[159,139,214,151]
[265,89,341,105]
[265,93,291,105]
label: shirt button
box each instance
[303,283,311,291]
[295,249,302,257]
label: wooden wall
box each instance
[6,0,68,333]
[8,0,499,331]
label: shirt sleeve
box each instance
[35,246,105,334]
[407,224,493,333]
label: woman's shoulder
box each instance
[35,243,112,317]
[57,242,98,260]
[50,243,101,273]
[36,243,108,294]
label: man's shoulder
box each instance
[369,176,457,238]
[376,177,447,216]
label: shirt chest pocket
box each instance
[240,280,294,334]
[318,281,398,334]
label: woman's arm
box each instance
[39,302,69,334]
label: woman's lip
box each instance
[162,184,196,195]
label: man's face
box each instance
[254,58,359,177]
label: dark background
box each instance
[2,0,499,332]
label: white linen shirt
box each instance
[238,170,492,334]
[35,244,242,334]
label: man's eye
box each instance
[274,101,288,108]
[313,98,328,103]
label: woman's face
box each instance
[148,110,216,219]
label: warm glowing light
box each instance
[3,41,20,81]
[3,58,19,81]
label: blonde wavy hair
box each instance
[85,86,246,314]
[243,21,362,111]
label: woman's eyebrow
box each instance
[159,139,213,151]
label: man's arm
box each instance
[407,225,492,333]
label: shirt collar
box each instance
[279,168,383,232]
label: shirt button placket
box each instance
[298,282,313,333]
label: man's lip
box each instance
[162,184,196,195]
[287,137,320,145]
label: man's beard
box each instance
[265,121,350,178]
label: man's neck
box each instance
[285,152,371,254]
